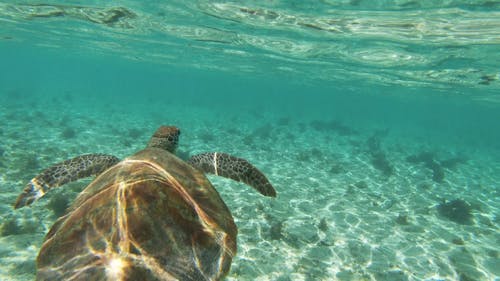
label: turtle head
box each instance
[147,126,180,152]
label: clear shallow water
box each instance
[1,1,500,281]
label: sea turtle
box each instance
[14,125,276,281]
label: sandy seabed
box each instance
[0,99,498,281]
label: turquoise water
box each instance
[1,1,500,281]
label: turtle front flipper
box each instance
[14,154,120,209]
[188,152,276,197]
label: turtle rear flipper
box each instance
[14,154,119,209]
[188,152,276,197]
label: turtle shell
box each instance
[36,148,237,281]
